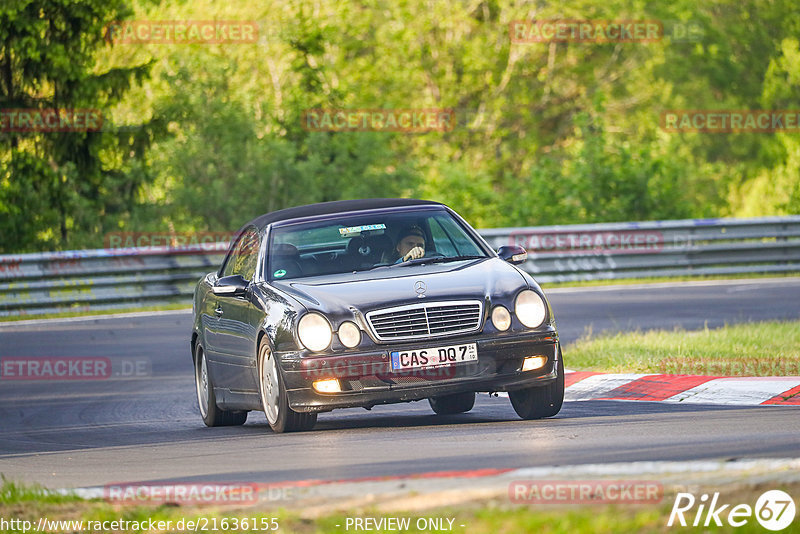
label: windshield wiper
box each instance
[396,255,485,267]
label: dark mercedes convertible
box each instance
[191,199,564,432]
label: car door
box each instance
[208,227,262,390]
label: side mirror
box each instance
[213,274,249,297]
[497,245,528,265]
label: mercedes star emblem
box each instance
[414,281,427,298]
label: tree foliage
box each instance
[1,0,798,252]
[0,0,154,252]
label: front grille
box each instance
[366,300,483,341]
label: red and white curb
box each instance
[562,371,800,406]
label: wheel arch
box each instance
[256,328,275,355]
[190,331,199,363]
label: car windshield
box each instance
[266,208,488,281]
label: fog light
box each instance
[521,356,548,372]
[313,378,341,393]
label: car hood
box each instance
[270,258,529,316]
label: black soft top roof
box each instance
[243,198,445,230]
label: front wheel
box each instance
[509,350,565,420]
[257,339,317,433]
[194,345,248,427]
[429,391,476,415]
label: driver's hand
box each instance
[403,246,425,262]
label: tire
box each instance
[194,345,248,427]
[509,349,565,420]
[257,339,317,433]
[428,391,476,415]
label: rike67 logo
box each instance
[668,490,796,531]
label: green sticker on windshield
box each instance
[274,269,287,278]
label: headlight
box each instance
[491,306,511,331]
[338,321,361,348]
[297,313,333,352]
[515,290,546,328]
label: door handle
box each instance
[214,306,224,317]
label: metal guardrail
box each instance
[480,215,800,283]
[1,216,799,317]
[0,248,225,318]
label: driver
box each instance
[394,225,426,263]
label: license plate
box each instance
[390,343,478,371]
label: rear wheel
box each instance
[428,391,476,415]
[194,345,248,427]
[257,339,317,433]
[509,350,565,420]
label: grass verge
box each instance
[564,320,800,376]
[540,271,800,289]
[0,477,82,505]
[0,303,191,323]
[1,478,797,533]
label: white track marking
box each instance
[563,373,650,401]
[664,377,800,405]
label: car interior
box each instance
[267,219,435,280]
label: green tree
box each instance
[6,0,799,253]
[0,0,152,252]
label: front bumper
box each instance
[279,330,560,412]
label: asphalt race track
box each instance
[0,278,798,489]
